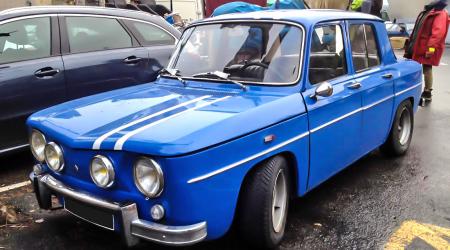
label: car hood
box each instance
[28,79,306,156]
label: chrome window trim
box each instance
[0,14,57,25]
[188,83,421,183]
[60,13,178,44]
[167,19,306,86]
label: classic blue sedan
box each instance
[27,10,422,248]
[0,6,180,155]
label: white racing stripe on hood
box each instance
[92,95,211,150]
[114,96,231,151]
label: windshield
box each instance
[169,22,303,84]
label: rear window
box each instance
[125,20,176,46]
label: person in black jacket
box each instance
[353,0,383,17]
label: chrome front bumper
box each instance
[30,172,207,247]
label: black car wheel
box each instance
[381,100,414,156]
[237,155,290,249]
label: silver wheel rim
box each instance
[272,169,287,233]
[398,107,412,146]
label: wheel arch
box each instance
[237,151,300,205]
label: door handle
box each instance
[347,82,362,90]
[382,73,393,79]
[34,67,60,78]
[123,56,142,64]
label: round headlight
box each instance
[134,157,164,198]
[90,155,115,188]
[44,142,64,172]
[30,130,46,162]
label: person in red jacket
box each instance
[405,0,449,102]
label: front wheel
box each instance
[381,100,414,156]
[237,156,290,249]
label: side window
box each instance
[349,24,380,72]
[126,20,175,46]
[65,17,132,54]
[0,17,51,64]
[309,24,347,85]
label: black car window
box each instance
[349,24,381,72]
[125,20,175,46]
[65,17,132,54]
[309,24,347,84]
[0,17,51,64]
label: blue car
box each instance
[0,6,180,155]
[28,10,422,248]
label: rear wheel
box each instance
[237,156,290,249]
[381,100,414,156]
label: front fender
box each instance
[159,113,310,239]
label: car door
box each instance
[304,22,364,190]
[0,16,65,152]
[60,15,151,100]
[348,22,394,154]
[122,19,177,74]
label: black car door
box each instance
[0,16,65,152]
[60,15,152,100]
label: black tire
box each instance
[381,100,414,156]
[237,156,290,249]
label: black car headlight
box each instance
[44,142,64,172]
[30,130,46,162]
[134,157,164,198]
[90,155,115,188]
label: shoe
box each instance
[421,90,432,102]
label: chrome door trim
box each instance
[0,144,29,154]
[187,131,310,184]
[310,108,363,133]
[362,94,394,110]
[395,82,422,97]
[187,85,418,183]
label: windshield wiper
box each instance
[192,71,248,91]
[159,68,187,87]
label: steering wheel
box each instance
[241,61,269,70]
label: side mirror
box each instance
[311,82,333,99]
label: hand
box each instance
[425,47,435,58]
[425,51,434,58]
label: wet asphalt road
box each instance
[0,51,449,250]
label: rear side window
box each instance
[309,24,347,84]
[125,20,175,46]
[65,17,132,53]
[0,17,51,64]
[349,24,380,72]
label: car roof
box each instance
[0,6,173,29]
[197,9,382,27]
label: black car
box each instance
[0,6,180,155]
